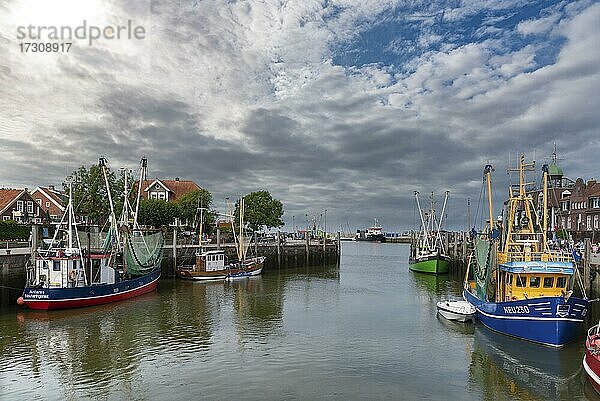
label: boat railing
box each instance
[498,251,573,263]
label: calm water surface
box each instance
[1,242,599,400]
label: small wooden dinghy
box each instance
[437,300,475,322]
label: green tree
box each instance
[138,199,180,228]
[64,165,124,225]
[176,189,214,230]
[234,190,284,232]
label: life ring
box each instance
[520,216,529,226]
[68,270,77,282]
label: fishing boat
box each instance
[584,323,600,395]
[18,158,163,310]
[176,196,265,281]
[356,219,386,242]
[436,300,476,322]
[463,155,588,347]
[409,191,450,274]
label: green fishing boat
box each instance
[409,191,450,274]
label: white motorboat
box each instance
[437,300,475,322]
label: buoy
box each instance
[16,296,24,306]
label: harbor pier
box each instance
[163,231,341,276]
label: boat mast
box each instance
[99,157,121,249]
[414,191,430,250]
[542,163,549,252]
[484,164,494,234]
[435,191,449,252]
[198,199,204,253]
[67,180,74,251]
[133,157,147,228]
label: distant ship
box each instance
[356,219,386,242]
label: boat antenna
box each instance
[133,157,147,228]
[99,156,121,248]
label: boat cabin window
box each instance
[556,277,567,288]
[515,276,526,287]
[529,276,540,288]
[53,261,61,271]
[507,274,513,285]
[543,277,554,288]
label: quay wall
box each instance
[0,250,29,307]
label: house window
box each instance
[561,201,569,211]
[16,201,23,212]
[543,277,554,288]
[587,216,592,230]
[567,218,571,229]
[158,192,166,200]
[45,201,50,208]
[27,201,33,213]
[595,215,599,229]
[150,192,158,199]
[2,216,9,221]
[36,198,42,205]
[592,198,600,209]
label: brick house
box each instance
[137,178,201,202]
[530,159,600,241]
[30,185,67,221]
[0,188,43,223]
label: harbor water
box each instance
[1,242,597,400]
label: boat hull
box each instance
[437,301,475,322]
[409,255,450,274]
[177,259,264,281]
[21,269,161,310]
[463,288,587,347]
[584,326,600,395]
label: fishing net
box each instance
[124,231,164,276]
[474,236,497,301]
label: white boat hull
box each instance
[437,301,475,322]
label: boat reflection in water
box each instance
[469,327,582,400]
[436,313,475,336]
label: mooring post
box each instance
[584,238,591,295]
[306,232,310,265]
[337,231,341,263]
[172,227,177,270]
[30,224,38,259]
[276,230,281,267]
[216,228,221,250]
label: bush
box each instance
[0,220,30,240]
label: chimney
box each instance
[48,185,55,191]
[175,177,180,181]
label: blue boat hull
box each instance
[21,269,161,310]
[463,288,588,347]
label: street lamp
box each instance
[324,209,327,239]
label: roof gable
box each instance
[0,189,26,214]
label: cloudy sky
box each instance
[0,0,599,232]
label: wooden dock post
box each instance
[337,232,341,263]
[584,238,591,295]
[172,227,177,269]
[276,230,281,268]
[306,232,310,265]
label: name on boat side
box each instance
[26,289,49,299]
[503,305,530,314]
